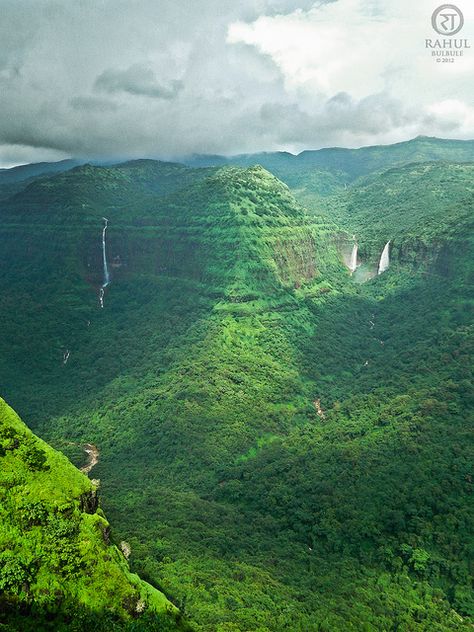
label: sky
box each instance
[0,0,473,167]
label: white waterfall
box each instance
[378,241,390,275]
[99,217,110,308]
[349,243,358,273]
[102,217,110,287]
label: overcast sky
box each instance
[0,0,473,166]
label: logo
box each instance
[431,4,464,36]
[425,4,469,63]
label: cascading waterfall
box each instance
[378,240,390,275]
[102,217,110,286]
[349,242,358,273]
[99,217,110,308]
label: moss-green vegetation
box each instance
[318,162,474,266]
[0,140,472,630]
[187,135,474,200]
[0,399,181,631]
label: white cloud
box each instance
[425,99,474,135]
[228,0,474,145]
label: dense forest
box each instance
[0,137,472,630]
[0,399,184,631]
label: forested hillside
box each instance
[0,139,472,631]
[0,399,182,631]
[186,136,474,200]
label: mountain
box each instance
[0,398,183,631]
[0,160,83,203]
[0,160,80,185]
[0,148,472,630]
[185,136,474,201]
[321,161,474,272]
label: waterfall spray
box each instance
[99,217,110,307]
[378,241,390,275]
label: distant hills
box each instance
[184,135,474,199]
[185,135,474,176]
[4,134,474,189]
[4,134,474,205]
[0,159,80,185]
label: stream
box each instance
[80,443,100,475]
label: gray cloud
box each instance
[0,0,472,166]
[259,92,420,147]
[94,64,183,100]
[69,96,119,112]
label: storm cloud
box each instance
[0,0,473,166]
[94,65,183,100]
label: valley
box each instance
[0,137,472,631]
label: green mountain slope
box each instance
[319,161,474,278]
[186,136,474,201]
[0,152,472,630]
[0,160,83,203]
[0,398,182,631]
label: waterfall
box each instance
[99,217,110,308]
[378,240,390,275]
[102,217,110,287]
[349,243,358,273]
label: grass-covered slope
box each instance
[0,153,472,630]
[0,398,182,631]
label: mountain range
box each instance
[0,136,472,631]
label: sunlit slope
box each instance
[0,398,181,631]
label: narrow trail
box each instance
[80,443,100,475]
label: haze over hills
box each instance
[185,136,474,173]
[0,137,472,631]
[4,135,474,210]
[5,135,474,197]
